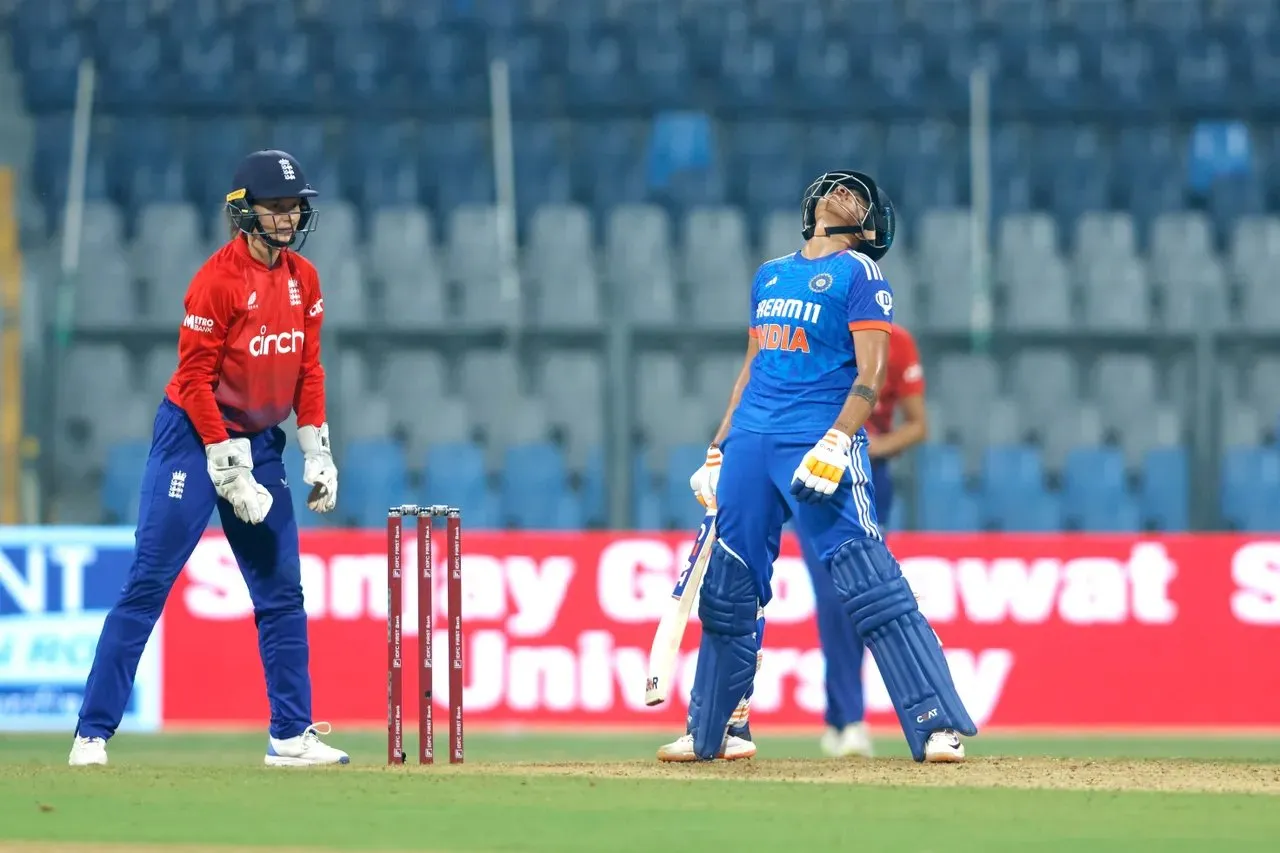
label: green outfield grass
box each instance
[1,731,1278,852]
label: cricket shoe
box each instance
[657,733,756,762]
[923,729,965,763]
[264,722,350,767]
[68,734,108,767]
[819,722,874,758]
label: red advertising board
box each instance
[161,531,1280,730]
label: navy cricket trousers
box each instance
[77,398,313,740]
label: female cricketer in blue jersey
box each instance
[661,170,975,763]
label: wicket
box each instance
[386,504,463,765]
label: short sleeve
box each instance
[844,253,894,332]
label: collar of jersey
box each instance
[791,247,850,265]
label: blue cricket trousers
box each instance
[801,457,893,728]
[77,397,313,740]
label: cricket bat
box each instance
[645,510,717,706]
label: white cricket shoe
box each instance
[819,722,874,758]
[657,732,756,762]
[68,734,108,767]
[923,729,965,763]
[264,722,350,767]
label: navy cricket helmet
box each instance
[226,149,318,250]
[801,170,895,261]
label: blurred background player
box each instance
[664,170,974,763]
[800,321,928,758]
[68,150,346,768]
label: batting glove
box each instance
[688,445,722,509]
[206,438,274,525]
[790,429,853,504]
[297,423,338,513]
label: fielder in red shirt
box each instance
[802,322,930,758]
[70,150,348,768]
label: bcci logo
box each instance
[808,273,833,293]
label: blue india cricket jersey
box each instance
[732,248,895,436]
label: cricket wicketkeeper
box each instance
[69,150,347,767]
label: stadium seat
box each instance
[979,445,1053,530]
[500,442,576,529]
[100,440,152,525]
[423,442,500,529]
[1062,446,1140,531]
[338,440,409,528]
[1141,447,1190,531]
[1220,446,1280,529]
[915,444,981,531]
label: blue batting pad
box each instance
[830,538,977,761]
[688,543,760,759]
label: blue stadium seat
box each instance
[1220,446,1280,529]
[564,26,629,112]
[328,29,393,113]
[19,29,82,113]
[406,25,490,113]
[915,444,981,531]
[101,440,151,525]
[1140,447,1189,531]
[1098,36,1161,118]
[500,442,577,529]
[422,442,500,529]
[1062,446,1140,531]
[630,28,694,110]
[789,36,852,113]
[646,112,714,190]
[626,448,663,530]
[173,28,239,112]
[1176,43,1236,118]
[1187,121,1254,193]
[871,37,927,113]
[245,30,318,112]
[186,118,251,208]
[1023,33,1086,117]
[96,27,168,111]
[979,445,1056,530]
[33,115,73,224]
[339,439,409,527]
[343,121,421,211]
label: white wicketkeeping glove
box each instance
[790,429,853,504]
[205,438,273,525]
[297,423,338,513]
[688,445,722,509]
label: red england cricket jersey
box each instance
[865,323,924,436]
[164,236,327,445]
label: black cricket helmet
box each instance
[801,170,895,260]
[226,149,318,251]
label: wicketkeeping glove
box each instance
[688,445,722,509]
[297,423,338,513]
[205,438,273,525]
[790,429,853,504]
